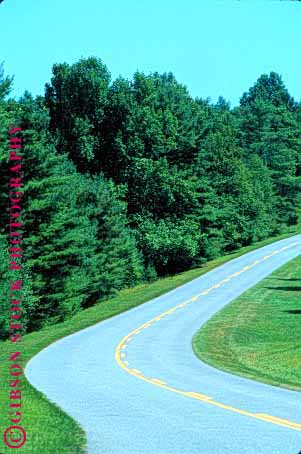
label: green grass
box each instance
[0,226,300,453]
[193,256,301,391]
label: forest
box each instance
[0,57,300,339]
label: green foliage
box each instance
[22,140,143,330]
[135,216,202,274]
[0,61,300,337]
[0,88,143,337]
[45,57,111,171]
[237,72,301,225]
[126,157,200,218]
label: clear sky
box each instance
[1,0,301,106]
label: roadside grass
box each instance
[0,226,300,453]
[193,255,301,391]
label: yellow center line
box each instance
[148,378,167,385]
[220,278,231,284]
[115,241,301,431]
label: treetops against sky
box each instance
[0,57,300,339]
[0,1,301,104]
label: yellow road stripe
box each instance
[148,378,167,385]
[115,241,301,431]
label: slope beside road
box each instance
[26,235,301,454]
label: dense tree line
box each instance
[0,58,300,338]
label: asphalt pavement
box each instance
[26,235,301,454]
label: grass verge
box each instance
[193,256,301,391]
[0,226,300,453]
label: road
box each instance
[25,235,301,454]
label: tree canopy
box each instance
[0,60,300,339]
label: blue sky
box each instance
[1,0,301,106]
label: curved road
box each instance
[26,235,301,454]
